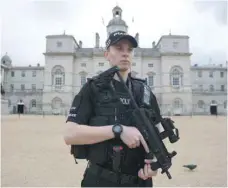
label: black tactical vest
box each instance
[71,76,155,174]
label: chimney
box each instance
[79,41,82,48]
[135,33,139,46]
[37,63,40,67]
[95,33,100,48]
[29,64,31,67]
[152,41,156,48]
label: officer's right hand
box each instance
[120,126,149,152]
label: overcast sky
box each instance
[0,0,227,66]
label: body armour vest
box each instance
[71,76,158,175]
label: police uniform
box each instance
[66,73,162,187]
[66,31,162,187]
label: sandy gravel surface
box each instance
[1,115,227,187]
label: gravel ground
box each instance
[1,115,227,187]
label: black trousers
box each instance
[81,163,153,187]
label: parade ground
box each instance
[1,115,227,187]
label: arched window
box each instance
[52,97,62,109]
[31,99,36,107]
[170,66,183,88]
[197,100,205,108]
[51,65,65,89]
[173,98,183,108]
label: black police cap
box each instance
[105,30,138,49]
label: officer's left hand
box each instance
[138,159,158,180]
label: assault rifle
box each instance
[99,66,180,179]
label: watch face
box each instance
[114,125,121,133]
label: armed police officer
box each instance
[64,30,163,187]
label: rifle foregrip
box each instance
[150,162,160,171]
[145,152,154,160]
[145,152,160,171]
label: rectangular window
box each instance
[55,77,62,89]
[148,64,153,67]
[31,100,36,107]
[81,75,86,86]
[221,85,225,91]
[209,71,213,78]
[32,71,36,77]
[57,41,62,47]
[173,42,179,49]
[198,71,202,77]
[32,84,36,91]
[21,84,25,90]
[172,77,179,86]
[209,85,214,91]
[148,76,154,86]
[21,71,25,77]
[81,63,86,67]
[220,72,224,78]
[99,62,104,67]
[10,84,14,91]
[11,71,14,77]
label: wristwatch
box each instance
[112,123,123,138]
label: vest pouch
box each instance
[71,144,89,159]
[87,116,110,164]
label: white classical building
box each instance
[1,6,227,115]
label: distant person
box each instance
[1,84,5,96]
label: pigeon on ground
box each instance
[183,164,197,170]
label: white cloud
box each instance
[1,0,227,66]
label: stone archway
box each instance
[173,98,183,115]
[52,97,62,109]
[51,97,62,115]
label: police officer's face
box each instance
[105,39,133,72]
